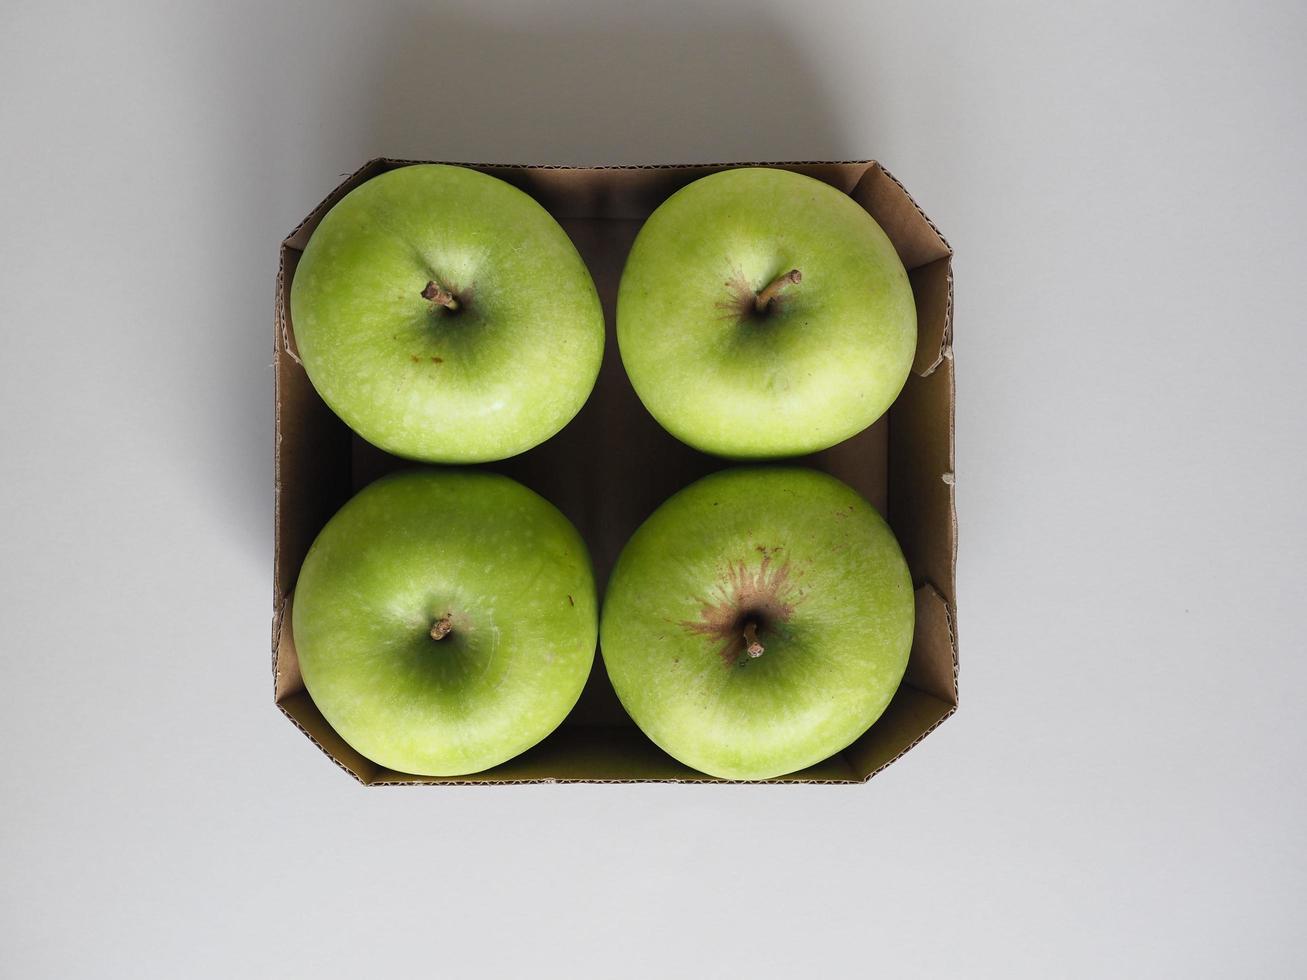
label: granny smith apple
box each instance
[292,469,597,776]
[617,167,916,458]
[291,164,604,463]
[600,466,913,780]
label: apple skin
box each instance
[616,167,916,459]
[292,469,598,777]
[290,164,604,463]
[599,466,913,780]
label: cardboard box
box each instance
[274,160,956,784]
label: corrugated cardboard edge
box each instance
[367,778,860,786]
[846,163,957,783]
[365,157,882,172]
[863,585,958,782]
[881,165,954,378]
[273,159,957,786]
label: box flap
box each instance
[279,691,380,784]
[903,584,958,705]
[888,353,957,607]
[850,163,951,270]
[908,256,953,376]
[844,686,955,781]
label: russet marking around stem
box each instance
[714,267,804,323]
[678,550,802,667]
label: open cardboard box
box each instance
[273,159,956,784]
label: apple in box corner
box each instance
[291,469,598,777]
[599,466,914,780]
[617,167,916,459]
[290,164,605,463]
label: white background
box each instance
[3,1,1305,976]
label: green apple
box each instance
[290,164,604,463]
[292,469,597,776]
[600,466,913,780]
[617,167,916,458]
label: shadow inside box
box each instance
[275,160,957,784]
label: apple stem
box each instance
[743,620,765,658]
[421,280,460,311]
[754,269,802,313]
[429,614,454,641]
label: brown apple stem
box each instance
[743,620,765,658]
[429,614,454,641]
[421,280,460,311]
[754,269,802,313]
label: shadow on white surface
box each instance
[206,0,857,562]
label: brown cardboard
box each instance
[273,160,957,784]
